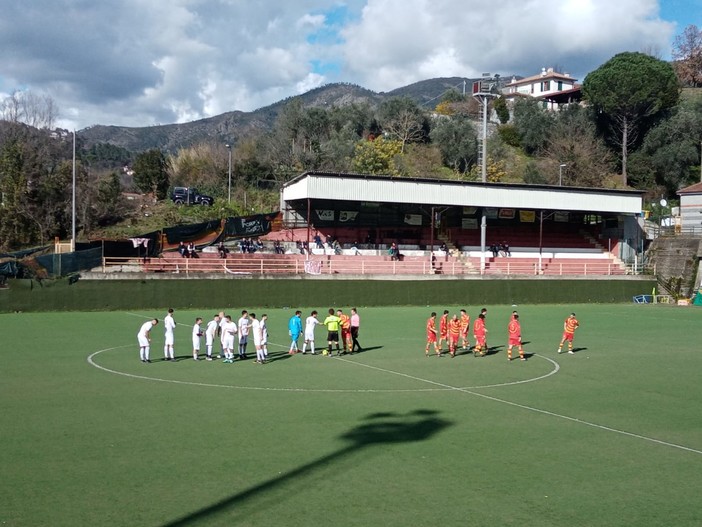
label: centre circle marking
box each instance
[87,344,560,393]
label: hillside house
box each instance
[677,181,702,234]
[503,67,582,110]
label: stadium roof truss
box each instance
[282,172,643,215]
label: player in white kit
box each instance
[205,314,220,361]
[302,310,321,354]
[221,315,237,363]
[217,311,226,358]
[137,319,158,362]
[164,308,176,361]
[192,317,203,360]
[238,310,250,359]
[250,313,265,364]
[260,314,269,359]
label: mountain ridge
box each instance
[77,77,477,153]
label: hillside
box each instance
[77,77,475,153]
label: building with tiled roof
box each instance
[503,67,582,110]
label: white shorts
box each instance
[165,332,174,346]
[223,335,235,350]
[192,337,201,351]
[138,335,149,347]
[206,334,215,346]
[304,330,315,341]
[253,336,262,347]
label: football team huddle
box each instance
[425,309,580,361]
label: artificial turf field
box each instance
[2,303,701,526]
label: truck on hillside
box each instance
[170,187,214,206]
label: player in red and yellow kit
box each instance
[507,314,525,361]
[425,312,439,357]
[448,314,462,357]
[558,312,580,354]
[337,309,352,355]
[459,309,471,349]
[438,310,449,351]
[473,313,487,357]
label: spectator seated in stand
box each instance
[218,241,229,259]
[187,242,199,258]
[489,243,499,258]
[178,241,188,258]
[333,240,342,255]
[314,234,323,249]
[388,242,401,261]
[500,241,511,257]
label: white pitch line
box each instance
[121,312,702,455]
[337,357,702,456]
[87,346,451,393]
[88,343,560,392]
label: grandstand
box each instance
[97,172,642,277]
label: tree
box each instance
[629,96,702,194]
[672,25,702,87]
[132,149,170,199]
[168,142,228,196]
[1,90,58,129]
[493,96,510,124]
[429,115,478,173]
[512,98,554,155]
[543,105,616,187]
[377,97,429,153]
[351,136,403,175]
[582,52,680,185]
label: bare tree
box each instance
[1,90,59,129]
[672,25,702,87]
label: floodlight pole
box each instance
[226,144,232,204]
[472,76,498,274]
[71,130,76,252]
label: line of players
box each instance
[425,309,580,361]
[137,306,364,364]
[136,308,271,364]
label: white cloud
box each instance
[0,0,680,130]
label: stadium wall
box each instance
[0,277,656,312]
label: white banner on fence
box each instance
[316,209,334,221]
[404,214,422,226]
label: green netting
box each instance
[164,220,223,244]
[33,247,103,277]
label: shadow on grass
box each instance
[351,345,383,354]
[160,409,453,526]
[483,345,504,357]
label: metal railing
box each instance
[101,255,636,277]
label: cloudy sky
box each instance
[0,0,699,130]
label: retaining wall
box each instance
[0,276,656,312]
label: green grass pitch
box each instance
[2,303,701,526]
